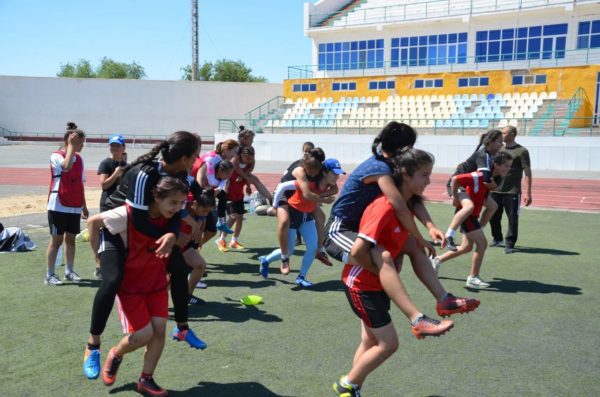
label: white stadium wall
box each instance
[216,133,600,172]
[0,76,282,136]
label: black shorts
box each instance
[288,206,314,229]
[324,216,358,263]
[460,215,482,233]
[275,190,293,207]
[344,286,391,329]
[48,210,81,235]
[227,199,246,215]
[98,228,126,254]
[204,210,217,233]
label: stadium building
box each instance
[258,0,600,136]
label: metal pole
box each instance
[191,0,199,81]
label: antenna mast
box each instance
[191,0,199,81]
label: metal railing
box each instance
[244,96,285,120]
[2,131,215,145]
[309,0,596,28]
[219,116,599,136]
[288,48,600,79]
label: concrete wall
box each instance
[216,132,600,172]
[0,76,282,137]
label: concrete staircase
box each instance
[529,100,571,136]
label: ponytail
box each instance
[215,139,239,156]
[124,131,199,174]
[476,129,502,152]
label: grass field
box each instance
[0,203,599,397]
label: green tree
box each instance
[57,58,146,79]
[181,59,266,82]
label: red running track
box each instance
[1,167,599,212]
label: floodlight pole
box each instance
[191,0,199,81]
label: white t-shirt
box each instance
[47,151,86,214]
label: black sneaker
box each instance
[136,376,168,397]
[189,295,206,305]
[446,236,458,252]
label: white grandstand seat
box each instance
[513,93,521,100]
[524,112,534,119]
[509,119,518,127]
[373,96,380,103]
[348,120,357,128]
[539,92,548,100]
[521,93,529,100]
[498,119,508,128]
[285,98,294,104]
[503,93,511,100]
[529,92,538,100]
[548,92,557,100]
[469,94,478,101]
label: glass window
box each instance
[489,30,501,40]
[469,77,478,86]
[388,81,395,89]
[293,84,301,92]
[502,29,514,39]
[512,76,523,85]
[449,33,457,43]
[439,34,447,44]
[459,32,468,42]
[424,80,433,88]
[591,34,600,48]
[377,81,386,89]
[349,82,356,90]
[377,39,384,48]
[332,83,340,91]
[593,20,600,34]
[400,37,408,47]
[480,77,489,86]
[578,36,589,49]
[392,38,399,47]
[310,84,316,91]
[415,80,424,88]
[529,26,542,37]
[535,75,547,84]
[458,78,468,87]
[302,84,309,91]
[579,21,591,35]
[544,24,567,36]
[369,81,377,90]
[435,79,443,88]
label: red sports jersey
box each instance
[287,181,321,213]
[228,170,247,202]
[455,171,489,218]
[49,150,84,207]
[119,205,170,294]
[342,195,409,291]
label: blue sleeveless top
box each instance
[330,155,392,231]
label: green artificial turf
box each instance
[0,203,598,397]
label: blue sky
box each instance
[0,0,314,82]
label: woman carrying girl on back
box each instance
[443,129,504,251]
[324,122,479,319]
[45,122,88,286]
[259,158,343,287]
[333,149,454,397]
[83,131,205,381]
[87,176,189,397]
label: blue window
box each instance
[391,32,468,68]
[578,20,600,49]
[535,75,547,84]
[369,80,395,90]
[331,82,356,91]
[476,23,568,63]
[512,74,546,85]
[458,76,489,87]
[414,79,442,89]
[293,83,316,92]
[318,39,385,71]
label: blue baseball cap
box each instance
[108,134,125,145]
[323,158,345,175]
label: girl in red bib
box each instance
[45,122,88,286]
[87,177,188,397]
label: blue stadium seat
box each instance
[435,120,444,128]
[480,119,489,128]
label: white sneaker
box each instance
[44,274,63,286]
[466,275,490,289]
[195,281,207,289]
[64,271,83,282]
[430,256,442,275]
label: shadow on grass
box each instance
[109,381,293,397]
[290,279,344,293]
[443,276,582,295]
[67,279,101,288]
[180,300,283,323]
[507,246,580,256]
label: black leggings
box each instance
[89,229,190,336]
[217,190,228,218]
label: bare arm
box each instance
[291,167,334,203]
[99,167,123,190]
[87,214,106,261]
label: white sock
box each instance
[445,228,456,238]
[341,252,349,263]
[411,313,424,326]
[66,264,74,274]
[341,376,359,390]
[232,236,238,243]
